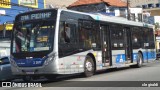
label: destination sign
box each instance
[19,12,52,21]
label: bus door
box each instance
[100,25,112,66]
[124,28,132,63]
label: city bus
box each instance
[10,8,156,81]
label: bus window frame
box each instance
[110,24,125,50]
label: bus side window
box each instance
[78,20,94,49]
[59,22,71,43]
[132,27,142,49]
[59,22,66,43]
[110,25,124,50]
[59,22,78,57]
[148,29,155,48]
[144,28,155,49]
[64,24,71,43]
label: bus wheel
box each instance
[136,53,143,68]
[22,76,32,82]
[84,55,95,77]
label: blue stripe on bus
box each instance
[14,57,47,67]
[132,53,138,61]
[143,51,156,60]
[13,51,156,67]
[115,53,138,63]
[116,54,126,63]
[115,51,156,63]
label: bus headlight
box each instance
[44,53,56,66]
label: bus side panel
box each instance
[112,50,126,67]
[132,49,156,64]
[11,58,60,75]
[59,50,95,74]
[132,49,140,63]
[95,51,103,70]
[142,49,156,62]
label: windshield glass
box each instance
[12,20,55,53]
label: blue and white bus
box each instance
[10,8,156,81]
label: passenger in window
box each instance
[65,24,71,39]
[133,35,138,43]
[59,23,65,43]
[86,38,92,48]
[59,23,71,43]
[61,23,70,43]
[82,29,92,48]
[80,29,85,40]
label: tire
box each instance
[84,55,95,77]
[22,76,32,82]
[136,53,143,68]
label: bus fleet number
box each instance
[33,61,42,65]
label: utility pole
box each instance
[127,0,130,20]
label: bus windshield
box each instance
[12,20,55,53]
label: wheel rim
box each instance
[86,61,92,71]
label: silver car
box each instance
[0,56,14,81]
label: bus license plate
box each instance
[26,72,34,74]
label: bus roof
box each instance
[16,8,153,28]
[59,9,153,28]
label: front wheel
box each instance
[83,55,95,77]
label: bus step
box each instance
[103,63,110,67]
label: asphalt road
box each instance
[1,60,160,90]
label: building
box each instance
[129,8,143,22]
[45,0,77,8]
[127,0,160,8]
[122,0,160,24]
[0,0,46,25]
[122,0,160,16]
[67,0,127,18]
[121,0,159,8]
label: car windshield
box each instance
[12,20,55,53]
